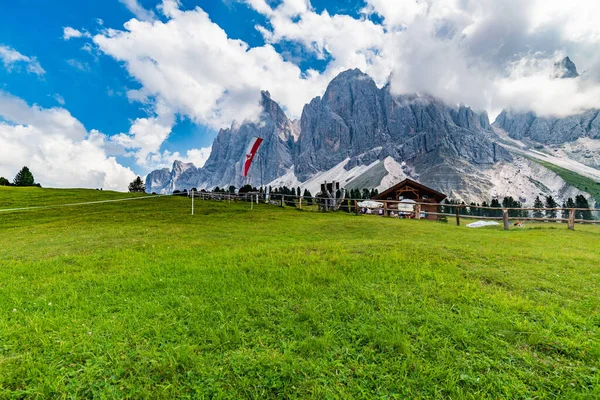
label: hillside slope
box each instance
[1,189,600,397]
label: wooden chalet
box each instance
[373,178,447,220]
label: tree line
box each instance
[0,166,41,187]
[441,195,594,220]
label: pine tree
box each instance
[296,187,301,197]
[561,202,569,219]
[575,195,592,220]
[481,201,489,217]
[544,195,558,219]
[13,166,35,186]
[490,198,502,217]
[239,184,253,193]
[128,176,146,193]
[228,185,236,194]
[303,189,313,205]
[532,196,544,218]
[563,198,576,220]
[362,189,370,199]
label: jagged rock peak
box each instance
[172,160,195,172]
[326,69,373,89]
[553,56,579,79]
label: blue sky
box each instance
[0,1,271,172]
[0,0,371,180]
[1,0,599,190]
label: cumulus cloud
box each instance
[90,0,600,131]
[118,0,156,22]
[52,94,66,105]
[0,91,136,190]
[62,27,91,40]
[93,3,336,128]
[155,146,212,169]
[0,45,45,76]
[66,58,91,72]
[110,113,175,169]
[250,0,600,118]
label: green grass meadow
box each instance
[1,187,600,398]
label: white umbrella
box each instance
[357,200,384,209]
[398,199,416,213]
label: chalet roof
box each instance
[373,178,447,202]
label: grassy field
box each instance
[1,187,600,398]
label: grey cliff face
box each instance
[295,69,387,180]
[294,69,503,182]
[199,91,296,189]
[145,168,170,194]
[148,68,600,204]
[493,109,600,144]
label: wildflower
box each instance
[12,308,17,312]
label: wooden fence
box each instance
[190,191,599,230]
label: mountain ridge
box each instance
[147,64,598,205]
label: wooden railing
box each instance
[191,192,599,230]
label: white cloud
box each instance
[110,113,175,169]
[52,94,65,105]
[247,0,600,117]
[0,45,45,76]
[93,4,334,128]
[62,27,91,40]
[119,0,156,22]
[156,146,212,169]
[0,91,136,190]
[66,58,91,72]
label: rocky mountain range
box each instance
[147,58,600,205]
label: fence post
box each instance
[568,208,575,230]
[281,195,284,207]
[355,200,359,215]
[298,196,302,210]
[415,204,421,220]
[503,209,509,230]
[455,205,461,226]
[384,201,388,217]
[191,190,194,215]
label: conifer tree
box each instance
[544,195,558,219]
[128,176,146,193]
[490,198,502,217]
[532,196,544,218]
[575,195,592,220]
[561,201,569,220]
[481,201,489,217]
[563,198,576,220]
[13,166,35,186]
[303,189,313,205]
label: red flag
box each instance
[242,136,263,177]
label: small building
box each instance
[373,178,447,220]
